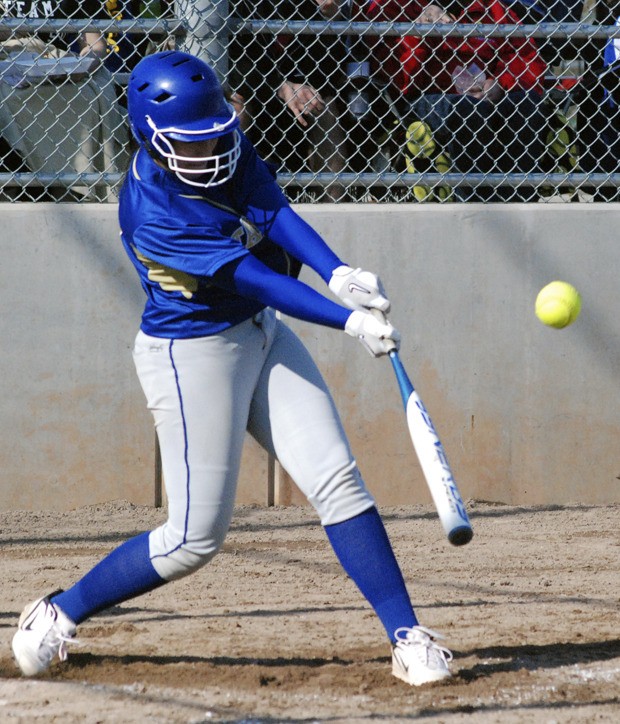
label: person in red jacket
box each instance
[367,0,552,200]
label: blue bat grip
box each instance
[388,350,413,405]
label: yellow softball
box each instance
[535,281,581,329]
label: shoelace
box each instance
[44,628,80,663]
[55,636,80,663]
[394,625,454,664]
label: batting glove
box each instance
[329,265,391,313]
[345,310,400,357]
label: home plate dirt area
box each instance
[0,500,618,722]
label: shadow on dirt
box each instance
[460,638,620,679]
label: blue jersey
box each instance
[119,133,299,338]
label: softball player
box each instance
[12,51,452,686]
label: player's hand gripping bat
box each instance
[372,312,473,545]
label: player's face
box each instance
[157,130,241,188]
[169,138,219,171]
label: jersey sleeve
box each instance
[215,254,351,330]
[259,206,343,282]
[234,138,344,282]
[132,218,249,280]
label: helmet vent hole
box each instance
[137,82,149,92]
[153,91,172,103]
[191,74,204,82]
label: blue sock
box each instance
[324,507,418,642]
[51,532,165,624]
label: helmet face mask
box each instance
[128,51,242,188]
[146,116,242,188]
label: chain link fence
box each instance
[1,0,619,203]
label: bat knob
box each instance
[448,526,474,546]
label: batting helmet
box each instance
[127,51,241,188]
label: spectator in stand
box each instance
[228,0,351,201]
[501,0,585,66]
[58,0,147,80]
[577,7,620,197]
[61,0,139,75]
[0,0,136,73]
[0,0,130,200]
[366,0,552,200]
[503,0,583,20]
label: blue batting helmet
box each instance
[127,51,241,188]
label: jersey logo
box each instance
[177,194,263,250]
[231,217,263,249]
[132,246,199,299]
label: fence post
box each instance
[174,0,229,80]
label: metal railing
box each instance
[1,9,619,202]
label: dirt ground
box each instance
[0,500,618,723]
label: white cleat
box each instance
[391,625,453,686]
[12,594,77,676]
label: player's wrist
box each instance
[328,264,355,292]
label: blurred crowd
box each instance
[1,0,620,201]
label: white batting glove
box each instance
[344,310,400,357]
[329,265,391,313]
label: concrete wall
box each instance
[1,203,618,511]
